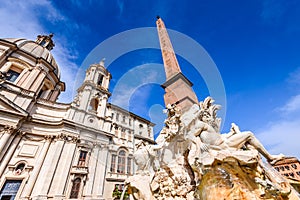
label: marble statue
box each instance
[183,97,284,164]
[123,97,299,200]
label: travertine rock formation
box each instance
[124,97,300,200]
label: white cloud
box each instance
[287,67,300,89]
[0,1,43,38]
[0,0,78,103]
[279,94,300,114]
[256,92,300,159]
[53,43,79,103]
[257,119,300,159]
[253,66,300,160]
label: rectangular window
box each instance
[122,116,126,123]
[116,113,119,121]
[0,180,22,200]
[121,129,126,139]
[148,128,151,137]
[129,119,132,126]
[110,155,116,172]
[139,124,143,135]
[70,178,81,198]
[117,151,126,174]
[7,69,20,82]
[97,74,104,86]
[78,151,87,166]
[127,157,132,175]
[128,132,132,141]
[118,157,125,173]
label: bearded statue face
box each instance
[200,111,219,132]
[200,111,212,123]
[165,116,181,135]
[169,122,179,134]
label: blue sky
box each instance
[1,0,300,158]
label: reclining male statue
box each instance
[183,97,284,164]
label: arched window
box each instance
[14,163,25,175]
[70,178,81,198]
[89,98,99,111]
[117,150,126,174]
[15,163,25,171]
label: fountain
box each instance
[123,97,300,200]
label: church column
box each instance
[0,126,15,156]
[30,68,47,92]
[49,136,77,198]
[20,136,53,198]
[83,144,99,197]
[22,64,47,91]
[15,68,30,86]
[92,144,108,198]
[97,94,108,118]
[49,85,61,101]
[0,131,23,177]
[31,135,65,199]
[22,68,41,90]
[103,107,112,132]
[78,87,93,111]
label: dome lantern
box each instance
[35,33,55,51]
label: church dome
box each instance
[2,35,60,78]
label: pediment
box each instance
[0,94,28,116]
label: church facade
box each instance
[0,35,154,200]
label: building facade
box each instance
[272,157,300,193]
[0,35,154,200]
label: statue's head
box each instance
[199,110,212,122]
[165,116,180,135]
[198,97,222,132]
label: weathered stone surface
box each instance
[197,158,277,200]
[124,98,300,200]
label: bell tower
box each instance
[73,59,111,118]
[156,17,198,111]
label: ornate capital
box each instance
[1,125,16,135]
[44,134,55,141]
